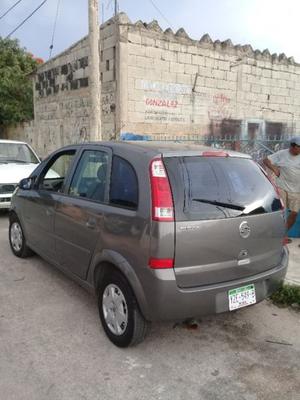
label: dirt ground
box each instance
[0,211,299,400]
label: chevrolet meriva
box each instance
[9,142,288,347]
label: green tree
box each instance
[0,37,42,127]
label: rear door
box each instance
[54,146,111,279]
[164,155,285,288]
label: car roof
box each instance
[81,140,251,159]
[0,139,27,145]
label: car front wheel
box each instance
[98,270,149,347]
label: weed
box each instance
[270,284,300,308]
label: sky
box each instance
[1,0,300,62]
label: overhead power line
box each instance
[49,0,61,59]
[0,0,23,21]
[147,0,174,30]
[5,0,47,39]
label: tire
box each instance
[98,270,149,347]
[9,214,33,258]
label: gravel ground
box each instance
[0,211,299,400]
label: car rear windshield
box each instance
[0,143,39,164]
[163,156,282,221]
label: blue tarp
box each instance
[120,133,150,141]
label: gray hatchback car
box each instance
[9,141,288,347]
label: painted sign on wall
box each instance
[139,80,191,124]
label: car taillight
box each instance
[150,158,174,221]
[149,257,174,269]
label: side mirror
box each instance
[19,177,34,190]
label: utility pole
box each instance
[88,0,102,141]
[114,0,118,17]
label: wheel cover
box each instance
[102,284,128,336]
[10,222,23,252]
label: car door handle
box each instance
[86,218,97,229]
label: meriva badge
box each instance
[239,221,251,239]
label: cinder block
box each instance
[170,62,185,74]
[192,55,205,66]
[217,60,230,71]
[162,51,177,62]
[128,100,135,111]
[155,39,169,50]
[128,111,145,122]
[136,55,150,69]
[135,101,145,112]
[198,67,213,78]
[162,71,177,83]
[205,77,216,88]
[178,53,192,64]
[128,55,137,67]
[128,43,146,56]
[176,73,192,85]
[226,71,237,81]
[128,89,144,102]
[103,36,116,50]
[73,69,85,80]
[128,66,146,78]
[128,33,142,44]
[184,64,198,75]
[278,79,287,88]
[145,47,162,59]
[154,59,170,72]
[212,69,225,79]
[262,69,272,78]
[141,36,155,46]
[205,57,215,68]
[251,84,261,93]
[103,48,115,60]
[169,42,181,52]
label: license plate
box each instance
[228,284,256,311]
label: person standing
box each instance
[263,136,300,238]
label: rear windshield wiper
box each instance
[192,198,245,211]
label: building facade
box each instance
[10,13,300,156]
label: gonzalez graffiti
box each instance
[145,98,178,108]
[141,80,188,124]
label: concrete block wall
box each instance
[18,19,117,157]
[6,13,300,154]
[120,18,300,138]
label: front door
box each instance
[54,147,111,279]
[23,149,77,262]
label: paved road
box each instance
[0,211,299,400]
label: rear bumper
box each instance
[141,247,289,321]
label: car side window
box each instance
[109,156,138,209]
[39,151,75,192]
[69,150,108,203]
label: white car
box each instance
[0,140,40,209]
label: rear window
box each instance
[164,156,282,221]
[109,156,138,209]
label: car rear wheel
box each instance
[9,215,33,258]
[98,270,149,347]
